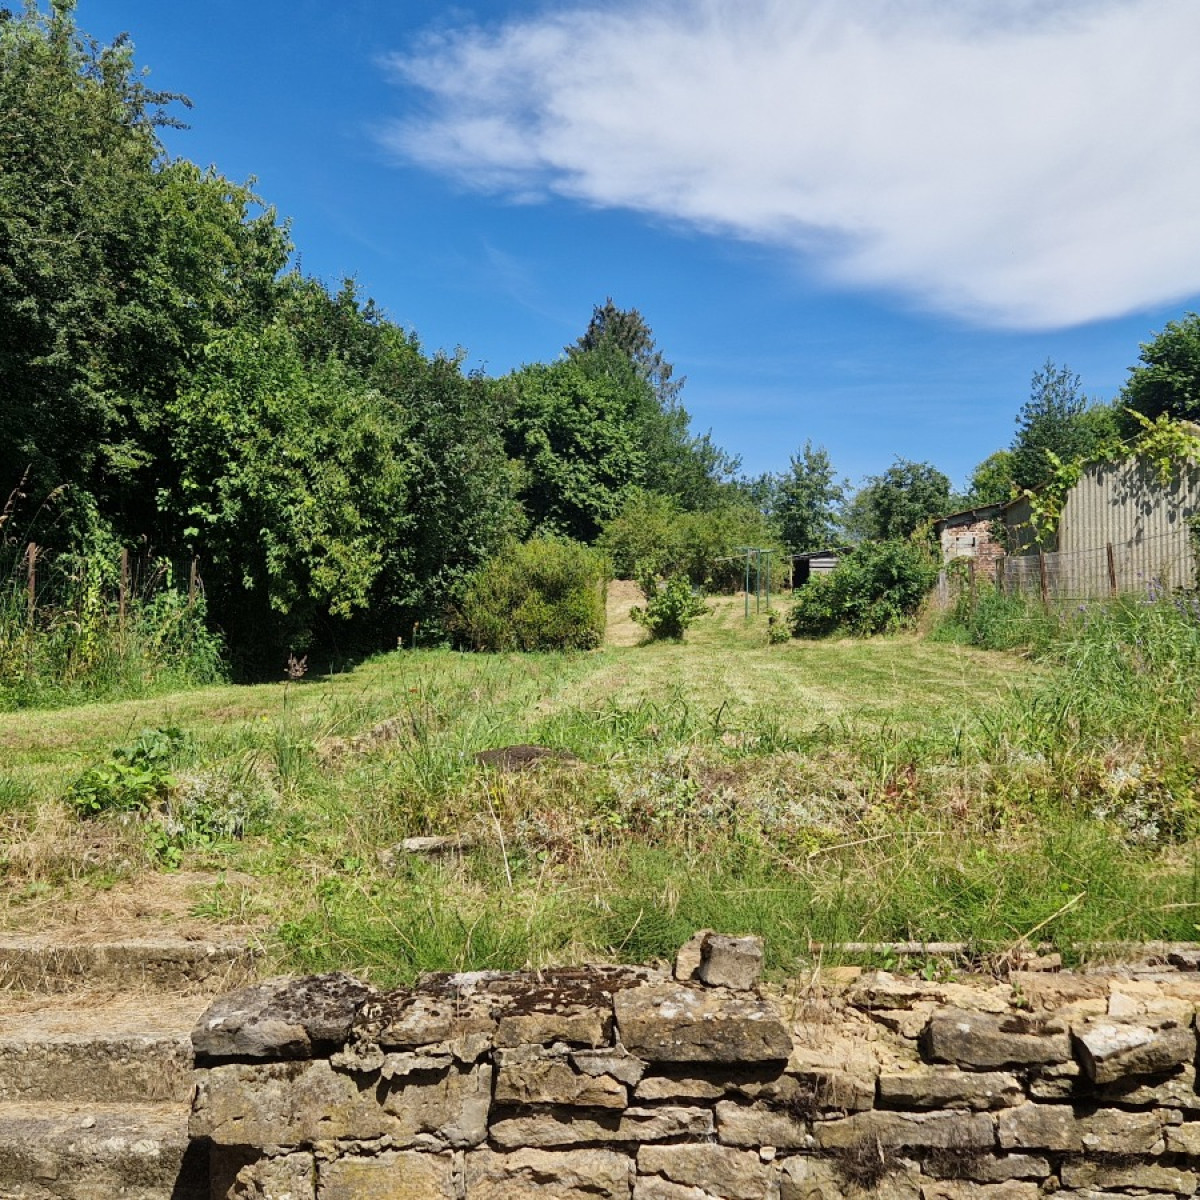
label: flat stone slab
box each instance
[0,936,255,994]
[193,973,373,1062]
[1073,1017,1196,1084]
[923,1008,1071,1068]
[0,992,211,1104]
[0,1100,205,1199]
[613,983,792,1064]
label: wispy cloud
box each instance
[380,0,1200,330]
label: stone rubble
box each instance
[190,937,1200,1199]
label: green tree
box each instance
[565,301,739,511]
[774,441,844,553]
[568,297,684,407]
[0,2,286,538]
[498,357,647,542]
[844,459,951,542]
[1009,360,1118,491]
[964,450,1016,506]
[1121,313,1200,432]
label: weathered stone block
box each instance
[697,935,764,991]
[465,1147,632,1199]
[1060,1161,1197,1195]
[193,974,373,1062]
[573,1046,647,1086]
[997,1102,1170,1153]
[635,1073,727,1102]
[638,1144,771,1200]
[633,1179,717,1200]
[1165,1122,1200,1155]
[878,1068,1022,1111]
[494,1058,627,1108]
[715,1100,808,1150]
[489,1106,712,1149]
[778,1155,922,1200]
[1073,1017,1196,1085]
[191,1059,491,1149]
[318,1150,457,1199]
[495,1006,611,1049]
[226,1151,315,1199]
[922,1155,1051,1183]
[923,1010,1070,1069]
[919,1182,1038,1200]
[814,1110,994,1152]
[614,983,791,1064]
[675,931,713,982]
[353,990,497,1054]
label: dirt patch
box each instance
[605,579,646,648]
[0,869,267,942]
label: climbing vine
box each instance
[1021,414,1200,540]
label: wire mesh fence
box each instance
[936,527,1197,606]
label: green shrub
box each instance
[458,537,607,652]
[631,574,709,641]
[790,540,937,638]
[69,727,186,818]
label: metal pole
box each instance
[744,550,751,620]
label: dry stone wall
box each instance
[190,936,1200,1199]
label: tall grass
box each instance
[0,544,225,710]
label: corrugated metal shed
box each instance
[1057,457,1200,592]
[1000,454,1200,597]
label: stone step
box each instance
[0,936,255,995]
[0,994,208,1105]
[0,1101,207,1200]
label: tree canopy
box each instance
[1121,314,1200,432]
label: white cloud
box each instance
[381,0,1200,330]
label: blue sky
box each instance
[82,0,1200,491]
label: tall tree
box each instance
[774,441,844,553]
[844,459,951,542]
[0,1,287,539]
[1009,360,1117,491]
[1121,313,1200,432]
[567,298,684,407]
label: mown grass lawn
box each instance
[3,594,1198,984]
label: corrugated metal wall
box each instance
[999,456,1200,599]
[1058,458,1200,593]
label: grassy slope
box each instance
[2,595,1197,983]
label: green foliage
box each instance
[498,357,647,542]
[563,301,740,513]
[598,491,777,591]
[0,2,287,541]
[1121,312,1200,432]
[1019,413,1200,543]
[774,441,845,553]
[0,521,225,710]
[1009,360,1118,491]
[458,537,608,652]
[844,460,951,542]
[964,450,1017,506]
[597,489,684,579]
[68,727,185,818]
[789,540,938,638]
[631,574,709,641]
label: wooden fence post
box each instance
[188,557,198,609]
[968,559,977,611]
[1038,550,1049,607]
[119,548,129,630]
[26,543,36,625]
[995,557,1004,595]
[1106,542,1118,598]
